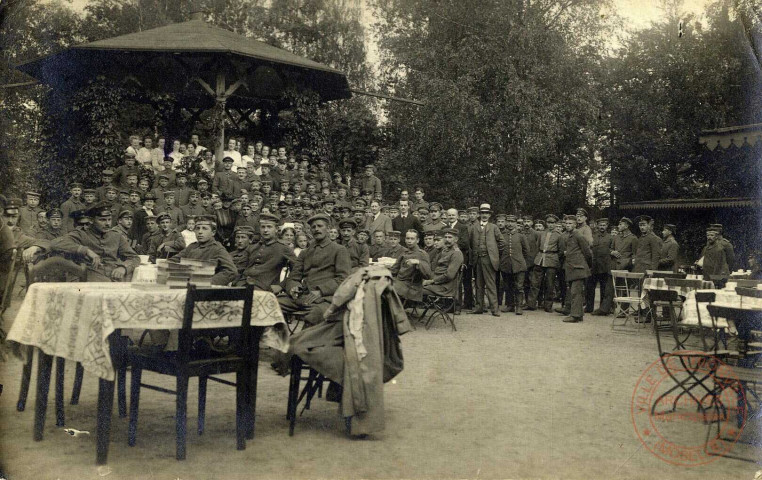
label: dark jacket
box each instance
[701,241,729,280]
[499,229,529,274]
[468,222,505,270]
[390,245,431,302]
[591,231,613,275]
[658,235,679,272]
[563,230,592,281]
[632,232,663,273]
[612,232,637,270]
[392,215,423,239]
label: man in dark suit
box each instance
[392,199,423,239]
[558,215,592,323]
[468,203,505,316]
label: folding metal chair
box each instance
[611,270,645,331]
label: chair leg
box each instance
[176,375,189,460]
[70,362,84,405]
[246,338,261,440]
[55,357,65,427]
[34,352,53,441]
[117,363,127,418]
[287,356,301,436]
[197,376,207,435]
[17,349,33,411]
[235,371,246,451]
[128,367,142,447]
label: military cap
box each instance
[220,193,234,202]
[663,223,676,233]
[101,169,114,176]
[163,190,176,197]
[156,174,169,181]
[352,206,366,214]
[443,227,459,237]
[3,199,20,215]
[522,214,533,221]
[197,178,208,185]
[69,209,90,221]
[125,172,139,178]
[619,217,633,227]
[423,231,435,238]
[222,156,235,163]
[119,189,130,195]
[85,203,112,218]
[388,204,399,212]
[187,189,200,197]
[259,213,280,224]
[637,215,653,223]
[417,206,429,213]
[545,214,559,223]
[505,214,517,222]
[259,159,270,166]
[278,201,288,207]
[563,214,576,221]
[156,212,171,223]
[234,225,256,237]
[143,192,157,201]
[709,223,723,232]
[117,209,133,219]
[105,186,118,193]
[237,166,248,171]
[46,208,63,219]
[199,192,211,199]
[467,206,479,213]
[25,191,41,198]
[176,171,187,178]
[195,215,217,227]
[595,217,610,224]
[361,189,374,195]
[479,203,492,213]
[322,198,335,205]
[82,188,97,195]
[307,213,332,225]
[338,218,357,229]
[388,230,401,238]
[707,224,722,232]
[534,219,546,227]
[432,230,444,239]
[495,213,507,220]
[429,202,442,211]
[576,208,588,217]
[354,199,367,208]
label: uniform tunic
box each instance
[611,231,637,270]
[284,237,351,298]
[50,225,140,279]
[243,239,295,290]
[149,229,185,257]
[499,229,529,274]
[632,232,662,273]
[423,245,464,297]
[60,197,85,233]
[390,245,431,301]
[658,235,679,272]
[18,205,41,235]
[174,240,237,285]
[341,238,370,270]
[533,230,565,268]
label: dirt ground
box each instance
[1,294,761,480]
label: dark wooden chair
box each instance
[286,355,327,437]
[735,279,762,288]
[128,284,256,460]
[736,286,762,299]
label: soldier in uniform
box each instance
[60,182,85,233]
[521,214,540,307]
[278,213,351,325]
[526,214,565,312]
[557,215,592,323]
[390,229,431,303]
[212,157,238,197]
[38,209,65,241]
[410,186,429,213]
[230,225,256,277]
[658,223,679,272]
[632,215,662,274]
[590,218,615,316]
[423,202,447,233]
[498,215,530,315]
[26,203,140,282]
[173,215,237,285]
[575,208,594,246]
[338,218,369,271]
[423,227,464,298]
[112,152,141,188]
[149,212,185,259]
[110,209,138,250]
[384,231,405,259]
[181,190,206,220]
[422,230,436,259]
[699,225,730,286]
[18,191,42,235]
[242,213,295,290]
[361,164,382,198]
[710,224,736,272]
[138,215,160,254]
[611,217,637,270]
[369,230,388,259]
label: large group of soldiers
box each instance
[0,134,748,325]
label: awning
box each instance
[619,198,761,211]
[698,123,762,151]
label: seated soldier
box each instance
[149,212,186,259]
[390,229,431,302]
[384,230,405,259]
[368,230,387,259]
[172,215,237,285]
[24,203,139,282]
[242,213,295,290]
[138,214,160,255]
[38,208,65,241]
[338,218,369,271]
[110,208,138,250]
[278,213,351,326]
[231,225,256,277]
[422,228,464,297]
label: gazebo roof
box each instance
[16,17,351,105]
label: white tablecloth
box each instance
[7,282,288,380]
[640,277,714,308]
[131,264,158,283]
[681,289,762,328]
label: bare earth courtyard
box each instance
[1,301,760,480]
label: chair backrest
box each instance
[707,305,762,356]
[736,287,762,299]
[695,291,716,303]
[735,279,762,288]
[1,248,18,312]
[664,278,710,290]
[648,271,686,279]
[28,256,88,285]
[611,270,644,299]
[177,284,255,364]
[647,289,680,304]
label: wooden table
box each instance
[7,282,288,464]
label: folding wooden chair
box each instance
[611,270,645,331]
[128,284,256,460]
[418,264,464,331]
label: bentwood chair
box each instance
[128,284,256,460]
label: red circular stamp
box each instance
[631,353,746,466]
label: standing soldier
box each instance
[699,225,730,286]
[590,218,615,316]
[575,208,594,246]
[611,217,637,270]
[18,191,42,235]
[498,215,529,315]
[60,182,85,233]
[632,215,662,274]
[339,218,370,271]
[658,224,679,272]
[95,169,115,201]
[710,224,736,272]
[557,215,592,323]
[361,164,382,198]
[526,215,565,313]
[521,214,540,307]
[423,202,447,232]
